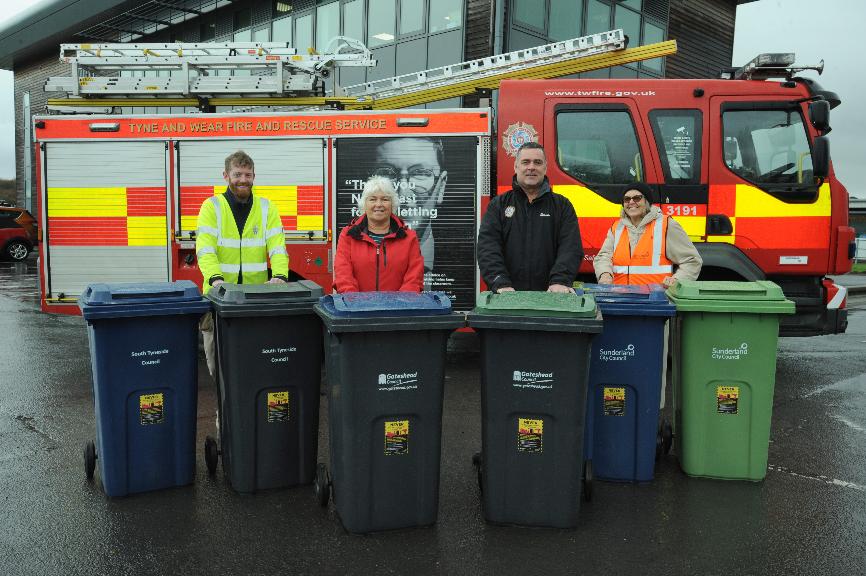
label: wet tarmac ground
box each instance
[1,256,865,576]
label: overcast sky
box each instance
[1,0,864,196]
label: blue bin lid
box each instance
[320,291,452,317]
[580,283,675,317]
[79,281,210,320]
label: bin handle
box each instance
[697,288,768,297]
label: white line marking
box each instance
[768,464,866,492]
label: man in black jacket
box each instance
[477,141,583,293]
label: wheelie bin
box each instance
[467,291,602,528]
[79,281,211,497]
[205,281,323,493]
[314,291,464,533]
[667,280,794,481]
[582,283,676,484]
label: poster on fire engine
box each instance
[335,136,478,312]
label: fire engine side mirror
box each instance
[812,135,830,179]
[809,100,830,133]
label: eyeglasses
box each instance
[623,194,644,205]
[372,166,439,185]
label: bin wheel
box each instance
[656,428,664,461]
[472,452,483,494]
[84,440,97,481]
[583,460,593,502]
[204,436,219,475]
[314,463,330,507]
[662,420,673,456]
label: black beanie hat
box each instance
[622,182,655,206]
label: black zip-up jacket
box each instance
[477,176,583,292]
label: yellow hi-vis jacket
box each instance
[195,193,289,294]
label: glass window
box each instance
[295,13,313,52]
[513,0,544,31]
[649,110,702,184]
[549,0,582,41]
[400,0,424,35]
[272,16,292,43]
[343,0,363,43]
[620,0,641,10]
[253,27,270,42]
[586,0,611,35]
[234,29,252,42]
[368,0,396,47]
[316,2,339,51]
[614,5,640,47]
[234,8,251,31]
[201,19,216,41]
[556,110,644,185]
[723,108,814,187]
[642,21,664,73]
[430,0,462,33]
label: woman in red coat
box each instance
[334,176,425,292]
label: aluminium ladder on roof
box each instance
[46,37,376,97]
[45,29,678,111]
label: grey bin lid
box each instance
[207,280,324,317]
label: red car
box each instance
[0,206,37,261]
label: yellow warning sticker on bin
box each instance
[267,391,290,423]
[384,420,409,455]
[140,393,164,425]
[603,387,626,416]
[518,418,543,453]
[717,386,739,415]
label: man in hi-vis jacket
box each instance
[196,150,289,377]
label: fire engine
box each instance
[33,35,854,336]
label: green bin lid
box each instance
[467,291,602,333]
[666,280,795,314]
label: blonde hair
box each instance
[358,176,400,213]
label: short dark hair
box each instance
[516,141,545,159]
[224,150,255,173]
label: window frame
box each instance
[554,103,648,202]
[648,108,703,186]
[720,101,820,200]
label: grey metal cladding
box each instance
[46,142,166,187]
[178,139,324,186]
[49,246,169,295]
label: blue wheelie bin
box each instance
[314,291,464,533]
[79,281,211,497]
[582,283,676,485]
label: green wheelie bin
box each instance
[667,280,794,481]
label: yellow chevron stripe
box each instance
[256,185,299,217]
[735,183,830,217]
[552,185,621,218]
[297,215,324,231]
[127,216,168,246]
[48,187,127,217]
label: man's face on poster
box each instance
[372,138,447,237]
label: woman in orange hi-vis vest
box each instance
[593,183,702,287]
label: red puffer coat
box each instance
[334,214,424,293]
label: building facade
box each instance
[1,0,752,210]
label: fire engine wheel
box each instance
[314,463,330,507]
[472,452,483,494]
[204,436,219,475]
[5,240,29,261]
[583,460,593,502]
[84,440,97,481]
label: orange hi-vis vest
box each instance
[611,213,673,285]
